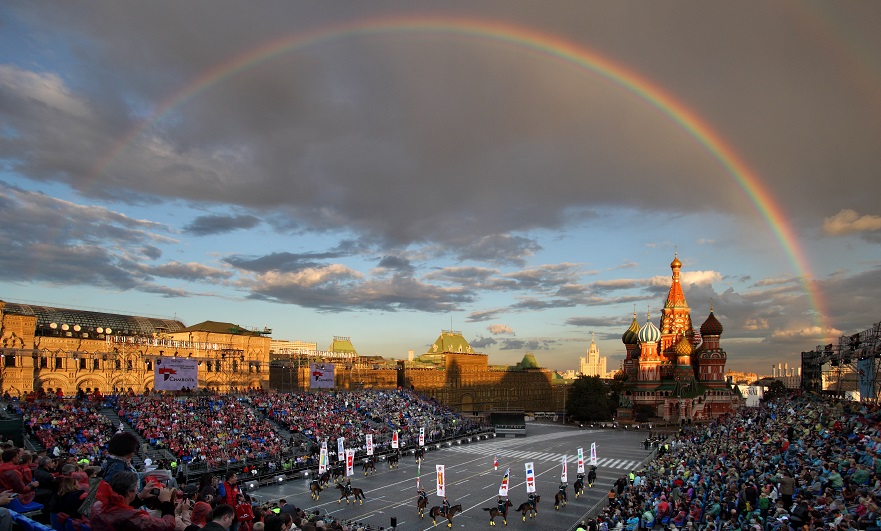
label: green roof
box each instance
[427,331,474,355]
[178,321,262,336]
[517,352,540,369]
[328,336,357,354]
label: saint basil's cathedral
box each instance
[619,255,741,422]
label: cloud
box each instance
[823,209,881,236]
[144,261,233,282]
[184,214,261,236]
[488,324,514,335]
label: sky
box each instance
[1,2,880,374]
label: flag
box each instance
[337,437,345,461]
[590,442,598,466]
[561,455,568,483]
[366,434,374,456]
[436,465,445,497]
[392,430,399,449]
[499,468,510,496]
[577,447,585,474]
[345,449,355,477]
[525,462,536,493]
[494,455,499,470]
[318,445,328,474]
[416,458,421,489]
[419,427,425,447]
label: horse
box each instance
[388,451,400,469]
[554,491,567,510]
[417,496,428,518]
[515,495,540,521]
[588,467,597,488]
[335,483,366,505]
[414,447,425,461]
[362,459,376,476]
[483,500,512,526]
[574,477,584,498]
[429,504,462,528]
[330,465,343,482]
[309,481,322,500]
[318,470,331,487]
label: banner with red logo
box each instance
[525,462,536,493]
[499,468,510,497]
[153,357,198,391]
[319,442,328,474]
[345,449,355,477]
[436,465,445,497]
[392,431,399,449]
[590,442,598,466]
[366,434,374,456]
[561,455,568,483]
[419,427,425,447]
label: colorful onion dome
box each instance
[700,309,724,336]
[622,313,640,345]
[675,335,693,356]
[638,320,661,344]
[671,254,682,269]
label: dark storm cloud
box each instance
[224,251,351,274]
[184,214,261,236]
[241,269,473,313]
[10,2,879,249]
[376,255,415,274]
[498,338,555,351]
[469,336,498,349]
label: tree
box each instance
[566,375,613,422]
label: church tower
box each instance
[621,311,640,382]
[636,312,662,384]
[697,307,727,387]
[660,254,694,356]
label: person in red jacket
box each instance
[218,471,242,531]
[88,470,175,531]
[235,493,255,531]
[0,448,39,505]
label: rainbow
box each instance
[86,14,830,335]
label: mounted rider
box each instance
[559,481,568,502]
[417,486,428,503]
[497,496,508,516]
[344,478,353,497]
[441,496,451,516]
[588,466,597,488]
[528,491,537,510]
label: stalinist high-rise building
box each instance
[579,333,607,377]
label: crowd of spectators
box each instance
[113,394,289,468]
[585,391,881,531]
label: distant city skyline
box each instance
[1,3,880,374]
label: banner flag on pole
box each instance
[436,465,445,497]
[499,468,510,497]
[493,455,499,470]
[345,449,355,477]
[590,442,598,466]
[525,462,536,493]
[416,458,421,489]
[561,455,568,483]
[577,447,585,474]
[419,427,425,447]
[318,446,328,474]
[366,434,374,456]
[337,437,345,461]
[392,431,399,449]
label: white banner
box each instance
[525,462,536,493]
[309,363,335,389]
[419,427,425,447]
[345,449,355,477]
[436,465,445,497]
[153,357,199,391]
[561,455,568,483]
[337,437,345,461]
[319,445,328,474]
[366,434,374,456]
[499,468,510,497]
[590,442,598,466]
[392,431,399,449]
[577,447,585,474]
